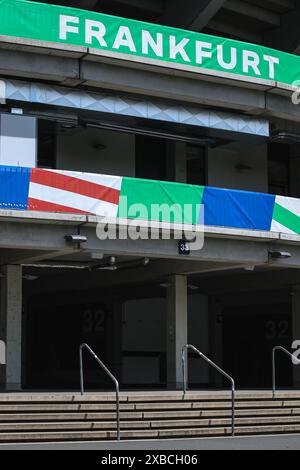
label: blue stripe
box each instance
[0,165,30,210]
[201,186,275,231]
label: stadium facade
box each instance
[0,0,300,393]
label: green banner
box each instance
[118,177,204,224]
[0,0,299,86]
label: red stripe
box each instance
[28,198,90,214]
[30,169,120,205]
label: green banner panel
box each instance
[118,177,204,224]
[0,0,299,86]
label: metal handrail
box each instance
[272,346,300,397]
[182,344,235,436]
[79,343,120,440]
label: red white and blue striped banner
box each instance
[0,166,122,217]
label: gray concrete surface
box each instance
[0,434,300,450]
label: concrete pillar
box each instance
[166,142,186,183]
[0,113,37,167]
[292,288,300,388]
[209,297,224,387]
[0,265,22,390]
[166,274,187,389]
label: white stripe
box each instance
[275,195,300,217]
[46,169,122,191]
[270,219,296,235]
[29,182,118,217]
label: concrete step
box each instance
[2,414,300,432]
[1,400,300,413]
[2,415,300,432]
[1,423,300,442]
[0,391,299,403]
[1,407,300,422]
[1,391,300,442]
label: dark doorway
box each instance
[223,303,292,388]
[135,135,167,180]
[25,296,112,389]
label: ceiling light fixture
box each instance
[86,122,217,147]
[271,131,300,144]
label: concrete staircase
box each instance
[1,391,300,442]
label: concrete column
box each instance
[166,274,187,389]
[292,288,300,388]
[0,265,22,390]
[166,142,187,183]
[209,297,224,387]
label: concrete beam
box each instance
[81,61,267,112]
[112,0,163,14]
[224,0,280,26]
[265,0,294,8]
[30,0,99,10]
[0,248,82,265]
[191,268,300,295]
[0,49,81,84]
[265,93,300,123]
[0,219,295,266]
[208,20,262,43]
[1,37,298,124]
[264,2,300,54]
[157,0,226,30]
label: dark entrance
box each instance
[24,297,112,389]
[222,303,292,388]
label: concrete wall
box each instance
[56,127,135,176]
[207,144,268,192]
[122,294,209,385]
[122,298,165,385]
[0,114,37,167]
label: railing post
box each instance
[272,347,276,398]
[116,381,120,441]
[182,344,235,437]
[231,379,235,436]
[182,346,187,396]
[79,344,84,396]
[272,346,300,398]
[80,343,120,440]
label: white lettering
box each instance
[170,36,190,62]
[59,15,79,41]
[217,45,237,70]
[195,41,212,64]
[142,30,163,57]
[243,50,261,76]
[85,20,107,47]
[292,339,300,365]
[263,54,280,80]
[113,26,136,52]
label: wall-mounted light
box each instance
[65,234,87,244]
[235,162,253,171]
[91,142,107,151]
[269,250,292,260]
[271,131,300,144]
